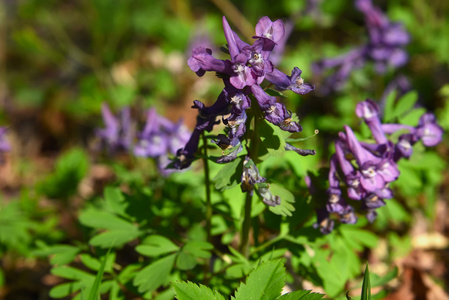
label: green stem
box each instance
[239,111,261,258]
[239,192,253,257]
[201,132,213,283]
[202,132,213,244]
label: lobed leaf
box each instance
[136,235,180,257]
[232,259,286,300]
[89,229,141,248]
[268,184,295,217]
[172,281,225,300]
[79,210,136,231]
[213,156,244,191]
[133,253,176,293]
[277,290,325,299]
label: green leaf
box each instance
[176,251,197,270]
[232,260,286,300]
[265,88,287,98]
[49,282,82,298]
[37,148,89,199]
[277,290,325,299]
[268,184,295,217]
[383,90,397,122]
[33,244,80,265]
[183,241,213,259]
[104,186,127,216]
[361,265,371,300]
[340,226,378,249]
[51,266,94,281]
[213,156,244,191]
[172,281,225,300]
[258,119,287,157]
[79,252,116,273]
[89,229,141,248]
[393,91,418,119]
[136,235,180,257]
[88,249,110,300]
[80,254,101,271]
[79,211,136,231]
[398,108,426,126]
[133,253,176,293]
[371,267,398,287]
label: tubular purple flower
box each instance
[251,84,276,110]
[255,16,285,44]
[335,141,366,200]
[223,110,247,145]
[222,16,240,60]
[416,113,443,147]
[285,143,316,156]
[362,193,386,209]
[216,142,243,164]
[339,206,358,224]
[314,208,335,235]
[265,67,314,95]
[174,128,201,169]
[344,126,386,192]
[187,47,233,77]
[96,103,133,152]
[192,92,231,119]
[356,99,388,144]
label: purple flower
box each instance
[313,0,410,92]
[265,67,315,95]
[416,113,443,147]
[285,143,316,156]
[134,108,191,175]
[183,15,315,172]
[313,208,335,235]
[96,103,133,153]
[187,47,233,77]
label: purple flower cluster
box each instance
[96,103,190,175]
[315,99,443,234]
[312,0,410,93]
[174,16,314,169]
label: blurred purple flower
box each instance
[96,103,133,153]
[134,108,190,174]
[0,127,10,153]
[313,0,410,93]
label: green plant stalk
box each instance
[239,108,261,258]
[240,191,253,257]
[202,132,213,244]
[202,132,214,282]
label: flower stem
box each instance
[239,110,261,258]
[240,191,253,258]
[202,132,213,244]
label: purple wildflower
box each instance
[134,108,191,175]
[313,0,410,93]
[316,97,442,233]
[96,103,134,153]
